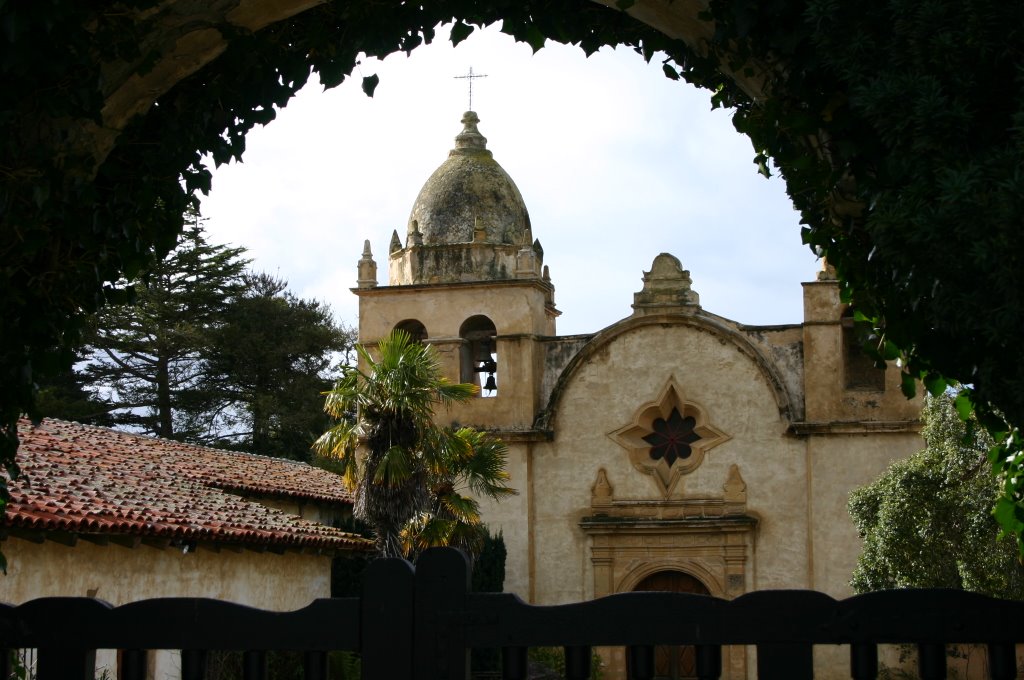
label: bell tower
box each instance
[353,111,559,431]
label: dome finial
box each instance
[454,111,488,153]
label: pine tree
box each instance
[82,213,248,439]
[34,348,115,426]
[205,272,355,459]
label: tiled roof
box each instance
[4,419,370,554]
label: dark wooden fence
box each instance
[1,548,1022,680]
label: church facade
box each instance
[353,111,922,678]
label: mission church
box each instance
[353,110,922,678]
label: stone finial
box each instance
[592,468,613,508]
[406,220,423,248]
[533,239,544,260]
[542,265,551,282]
[453,111,488,153]
[723,464,747,504]
[631,253,700,315]
[817,257,838,281]
[357,240,378,289]
[390,230,403,254]
[515,244,540,279]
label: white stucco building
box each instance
[353,110,923,679]
[1,418,370,678]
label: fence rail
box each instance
[1,548,1022,680]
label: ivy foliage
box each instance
[0,0,706,530]
[2,0,1023,544]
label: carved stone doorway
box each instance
[630,571,711,680]
[581,466,755,679]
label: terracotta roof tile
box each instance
[5,419,370,554]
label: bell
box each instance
[483,374,497,393]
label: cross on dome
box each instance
[454,66,488,111]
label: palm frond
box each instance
[401,512,456,554]
[372,444,414,486]
[420,426,472,475]
[322,367,368,417]
[435,379,478,408]
[437,490,482,524]
[312,421,361,489]
[454,428,518,500]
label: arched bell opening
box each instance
[459,315,498,397]
[394,318,428,344]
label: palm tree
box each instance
[314,329,516,559]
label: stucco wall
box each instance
[0,537,333,679]
[807,432,922,596]
[475,441,533,598]
[531,321,808,603]
[478,313,919,603]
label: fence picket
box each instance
[242,649,266,680]
[415,547,472,680]
[303,650,328,680]
[121,649,147,680]
[565,644,591,679]
[180,649,206,680]
[849,642,877,680]
[502,646,528,680]
[917,642,946,680]
[627,645,654,680]
[362,557,416,680]
[696,644,722,680]
[988,642,1017,680]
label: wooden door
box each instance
[631,571,711,680]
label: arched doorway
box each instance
[631,571,710,680]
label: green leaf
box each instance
[361,74,380,98]
[880,340,900,361]
[953,391,974,421]
[524,25,546,53]
[450,22,474,46]
[899,371,917,399]
[922,373,947,397]
[662,63,680,81]
[754,153,771,178]
[993,497,1024,535]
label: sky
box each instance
[199,23,820,336]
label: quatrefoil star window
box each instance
[643,408,700,466]
[609,377,730,497]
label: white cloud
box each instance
[200,24,819,337]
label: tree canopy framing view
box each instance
[2,0,1022,545]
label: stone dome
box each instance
[407,112,532,247]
